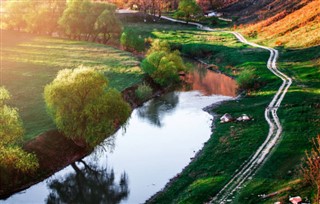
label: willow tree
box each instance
[0,87,38,176]
[141,40,186,87]
[44,67,131,148]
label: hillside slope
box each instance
[222,0,320,48]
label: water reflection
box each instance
[1,65,237,204]
[137,92,179,127]
[182,64,237,97]
[46,160,129,204]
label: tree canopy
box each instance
[175,0,201,23]
[141,40,186,87]
[44,67,131,148]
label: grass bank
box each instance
[1,30,143,141]
[138,22,320,203]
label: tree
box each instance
[95,8,123,44]
[141,40,186,87]
[4,0,29,31]
[44,67,131,148]
[302,135,320,203]
[120,29,145,52]
[4,0,66,34]
[0,87,38,177]
[175,0,201,23]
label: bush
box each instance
[135,83,153,100]
[0,86,38,174]
[236,68,258,91]
[248,30,258,38]
[120,29,145,52]
[44,67,131,147]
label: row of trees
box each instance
[4,0,122,44]
[107,0,224,13]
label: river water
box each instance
[2,66,237,204]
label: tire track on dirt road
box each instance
[159,16,292,204]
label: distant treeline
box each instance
[3,0,121,44]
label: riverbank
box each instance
[146,21,320,203]
[0,75,168,199]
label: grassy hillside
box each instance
[222,0,312,24]
[140,19,319,203]
[236,46,320,204]
[241,0,320,47]
[1,30,143,141]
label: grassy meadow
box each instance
[140,21,320,203]
[1,30,143,141]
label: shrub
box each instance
[0,86,38,174]
[248,30,258,38]
[44,67,131,147]
[236,68,258,91]
[135,83,153,101]
[120,29,145,52]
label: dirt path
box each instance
[159,16,292,204]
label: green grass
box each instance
[235,46,320,204]
[140,21,320,203]
[1,30,143,141]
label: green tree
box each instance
[4,0,29,31]
[120,29,145,52]
[142,40,186,87]
[0,87,38,175]
[175,0,201,23]
[4,0,66,34]
[44,67,131,148]
[58,0,91,39]
[0,87,24,146]
[94,8,122,44]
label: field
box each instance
[1,30,143,141]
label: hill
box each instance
[221,0,320,47]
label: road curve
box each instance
[209,32,292,204]
[159,16,292,204]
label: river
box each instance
[1,65,237,204]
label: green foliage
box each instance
[182,44,213,58]
[44,67,131,147]
[175,0,201,23]
[59,0,121,42]
[135,83,153,100]
[0,87,38,174]
[147,39,171,54]
[141,40,186,87]
[4,0,66,34]
[236,68,258,91]
[120,29,145,52]
[95,8,122,43]
[0,87,24,146]
[0,146,39,174]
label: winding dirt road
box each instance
[159,16,292,203]
[209,32,292,204]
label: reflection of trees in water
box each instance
[137,92,179,127]
[46,160,129,204]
